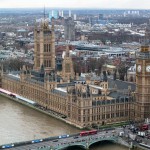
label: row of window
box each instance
[82,111,129,122]
[81,105,130,115]
[44,44,51,52]
[92,97,133,106]
[44,60,51,67]
[36,44,51,53]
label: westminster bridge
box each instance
[0,128,130,150]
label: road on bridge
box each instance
[1,128,124,150]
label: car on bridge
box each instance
[59,134,69,138]
[31,139,43,143]
[53,140,58,142]
[2,144,14,149]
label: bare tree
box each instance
[118,62,128,81]
[1,58,33,72]
[73,56,108,75]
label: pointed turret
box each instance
[40,64,45,73]
[20,65,27,81]
[103,71,107,82]
[61,45,75,82]
[65,45,70,57]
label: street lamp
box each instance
[98,122,100,131]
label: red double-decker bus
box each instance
[80,131,89,136]
[89,130,98,135]
[80,130,98,136]
[140,124,149,131]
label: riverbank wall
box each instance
[0,93,83,129]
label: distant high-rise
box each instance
[69,10,71,17]
[64,17,75,41]
[61,10,64,17]
[49,10,58,21]
[58,10,64,18]
[99,14,104,20]
[53,10,58,19]
[74,14,77,20]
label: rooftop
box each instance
[89,84,103,90]
[108,78,136,91]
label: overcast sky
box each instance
[0,0,150,9]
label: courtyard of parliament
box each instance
[0,20,150,129]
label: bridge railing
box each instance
[51,135,119,150]
[0,133,80,149]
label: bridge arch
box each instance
[56,143,86,150]
[88,137,118,148]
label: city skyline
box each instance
[0,0,150,9]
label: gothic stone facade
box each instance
[34,21,55,72]
[1,70,134,128]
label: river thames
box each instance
[0,95,129,150]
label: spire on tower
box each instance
[65,45,70,57]
[44,5,46,21]
[51,20,55,31]
[69,10,71,17]
[34,17,37,30]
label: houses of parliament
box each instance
[0,20,150,128]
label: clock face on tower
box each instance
[137,65,141,72]
[146,65,150,72]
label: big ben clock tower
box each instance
[135,44,150,121]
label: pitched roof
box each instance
[108,78,136,91]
